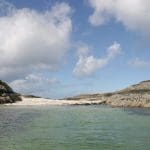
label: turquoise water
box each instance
[0,105,150,150]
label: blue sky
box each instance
[0,0,150,98]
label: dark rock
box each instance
[0,80,22,104]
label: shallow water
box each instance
[0,105,150,150]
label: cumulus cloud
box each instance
[0,1,72,81]
[73,42,121,77]
[88,0,150,35]
[129,58,150,68]
[0,0,15,16]
[10,74,60,97]
[76,43,90,57]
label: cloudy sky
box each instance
[0,0,150,98]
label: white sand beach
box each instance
[5,96,104,106]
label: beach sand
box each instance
[5,96,104,106]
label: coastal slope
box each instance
[66,80,150,107]
[0,80,21,104]
[2,80,150,107]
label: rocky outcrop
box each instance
[66,80,150,108]
[0,80,21,104]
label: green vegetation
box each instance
[103,92,114,97]
[23,95,41,98]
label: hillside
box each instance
[66,80,150,107]
[0,80,21,104]
[1,80,150,107]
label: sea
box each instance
[0,105,150,150]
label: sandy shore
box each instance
[5,96,104,106]
[5,96,150,108]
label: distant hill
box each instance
[1,80,150,107]
[0,80,21,104]
[66,80,150,107]
[117,80,150,94]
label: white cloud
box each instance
[129,58,150,68]
[0,1,72,80]
[76,43,90,57]
[0,0,15,16]
[10,74,60,97]
[73,42,121,77]
[88,0,150,35]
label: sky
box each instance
[0,0,150,98]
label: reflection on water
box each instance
[123,107,150,116]
[0,105,150,150]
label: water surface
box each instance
[0,105,150,150]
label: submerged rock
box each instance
[0,80,21,104]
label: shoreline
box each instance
[1,80,150,108]
[4,96,150,108]
[5,96,104,106]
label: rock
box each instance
[66,80,150,108]
[0,80,21,104]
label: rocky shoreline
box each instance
[0,80,21,104]
[66,80,150,108]
[5,95,150,108]
[65,94,150,108]
[1,80,150,108]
